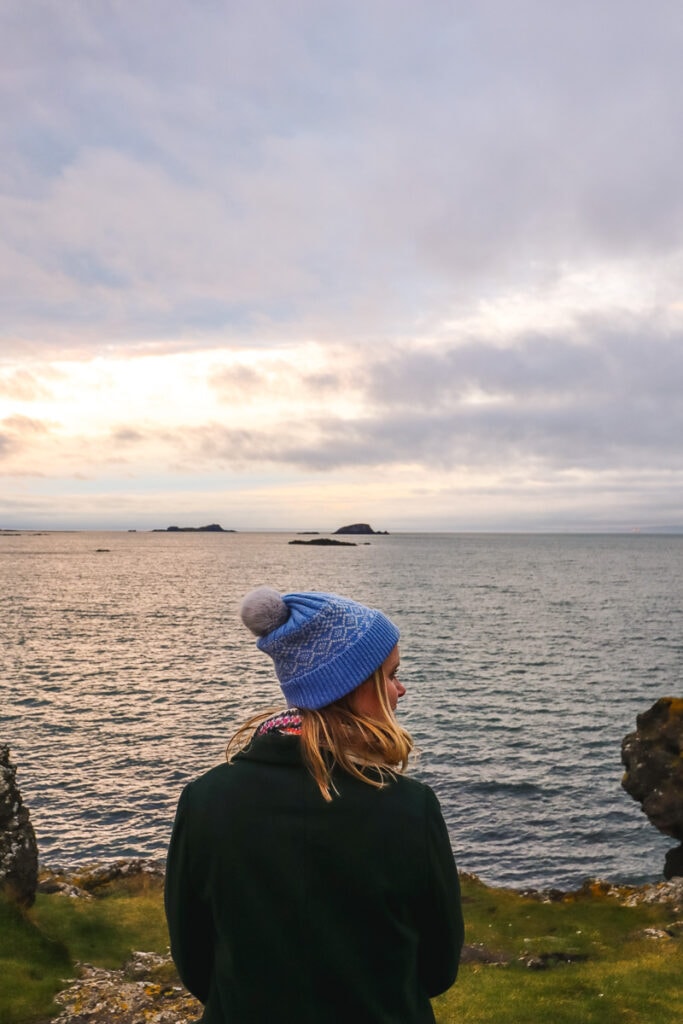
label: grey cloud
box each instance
[366,319,683,411]
[170,396,682,477]
[111,428,145,443]
[163,314,683,476]
[209,363,349,402]
[2,3,683,350]
[299,406,682,474]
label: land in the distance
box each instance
[334,522,389,534]
[289,537,357,546]
[151,524,235,532]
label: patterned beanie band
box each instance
[240,587,400,710]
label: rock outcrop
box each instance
[38,858,164,897]
[153,523,235,532]
[52,951,202,1024]
[334,523,388,535]
[622,697,683,878]
[0,745,39,906]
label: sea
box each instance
[1,530,681,891]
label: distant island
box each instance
[289,537,357,546]
[152,524,235,533]
[334,523,389,535]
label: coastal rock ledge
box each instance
[52,952,202,1024]
[0,745,38,906]
[622,696,683,878]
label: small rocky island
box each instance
[334,523,389,535]
[289,537,356,546]
[152,524,235,532]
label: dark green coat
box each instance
[165,733,464,1024]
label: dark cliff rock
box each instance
[622,697,683,877]
[334,523,388,535]
[0,745,38,906]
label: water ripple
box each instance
[2,530,681,888]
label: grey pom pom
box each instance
[240,586,289,637]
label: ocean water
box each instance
[1,530,681,890]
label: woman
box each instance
[165,587,464,1024]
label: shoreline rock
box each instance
[531,875,683,908]
[0,745,38,907]
[38,858,683,907]
[622,696,683,878]
[38,857,165,898]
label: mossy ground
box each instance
[1,873,171,1023]
[434,875,683,1024]
[1,872,681,1023]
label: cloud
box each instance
[367,316,683,408]
[0,414,49,462]
[2,2,683,356]
[111,428,146,444]
[1,3,682,529]
[208,359,351,405]
[147,312,683,478]
[0,433,15,459]
[1,415,49,434]
[0,369,53,401]
[4,309,680,487]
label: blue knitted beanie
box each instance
[240,587,400,710]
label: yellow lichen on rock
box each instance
[52,953,202,1024]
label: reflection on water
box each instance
[1,530,680,888]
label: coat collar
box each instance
[233,731,304,767]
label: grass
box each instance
[0,873,170,1023]
[434,875,683,1024]
[31,873,169,969]
[1,872,681,1023]
[0,896,71,1023]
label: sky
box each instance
[1,0,683,532]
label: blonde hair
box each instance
[226,668,413,802]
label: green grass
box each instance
[0,874,170,1023]
[435,957,683,1024]
[433,875,683,1024]
[32,874,169,969]
[0,897,71,1023]
[1,872,681,1023]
